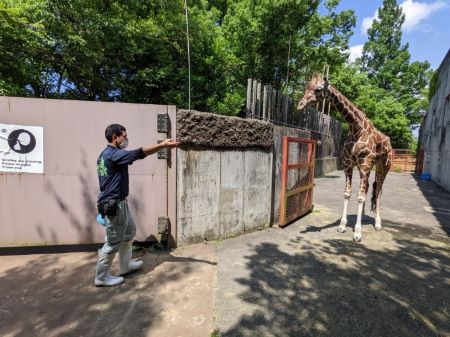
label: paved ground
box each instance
[1,171,449,337]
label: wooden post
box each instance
[405,153,408,173]
[246,78,252,118]
[267,85,272,121]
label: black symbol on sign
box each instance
[8,129,36,154]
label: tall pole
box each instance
[184,0,191,111]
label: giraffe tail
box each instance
[371,181,377,212]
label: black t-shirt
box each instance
[96,145,146,203]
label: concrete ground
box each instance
[1,170,449,337]
[0,244,216,337]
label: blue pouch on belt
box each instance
[96,214,106,226]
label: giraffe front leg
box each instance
[338,166,353,233]
[375,200,382,230]
[354,167,370,242]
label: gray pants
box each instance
[100,199,137,254]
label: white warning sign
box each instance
[0,123,44,173]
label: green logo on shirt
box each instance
[97,158,108,177]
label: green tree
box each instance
[0,0,53,96]
[359,0,430,129]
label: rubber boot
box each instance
[94,251,124,287]
[119,241,143,276]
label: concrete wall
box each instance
[420,50,450,192]
[176,110,273,246]
[177,149,272,246]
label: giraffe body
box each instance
[298,73,392,242]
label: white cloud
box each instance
[401,0,447,32]
[361,11,377,34]
[360,0,448,34]
[349,45,364,62]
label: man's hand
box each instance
[161,138,179,148]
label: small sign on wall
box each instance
[0,123,44,173]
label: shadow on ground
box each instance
[0,250,215,337]
[220,227,450,337]
[414,175,450,236]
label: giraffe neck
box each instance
[326,84,372,135]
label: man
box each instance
[95,123,178,287]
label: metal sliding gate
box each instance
[279,137,316,227]
[0,97,176,247]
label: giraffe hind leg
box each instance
[373,159,390,231]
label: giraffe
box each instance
[298,73,392,242]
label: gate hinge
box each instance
[157,113,170,133]
[158,216,170,234]
[157,140,169,159]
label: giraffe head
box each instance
[297,73,328,110]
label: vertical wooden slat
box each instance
[276,90,281,122]
[256,82,262,118]
[271,86,276,122]
[246,78,252,118]
[289,97,293,125]
[252,79,257,118]
[283,94,289,124]
[267,85,272,121]
[263,85,269,120]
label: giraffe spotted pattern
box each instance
[298,73,392,242]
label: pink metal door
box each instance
[0,97,176,247]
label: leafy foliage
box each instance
[0,0,432,148]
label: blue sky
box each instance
[333,0,450,69]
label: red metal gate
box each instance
[390,149,417,173]
[279,137,316,227]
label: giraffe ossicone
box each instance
[298,73,392,242]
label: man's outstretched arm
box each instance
[142,138,179,156]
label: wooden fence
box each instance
[246,78,340,137]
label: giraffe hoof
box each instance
[353,235,362,242]
[375,220,382,231]
[337,226,346,233]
